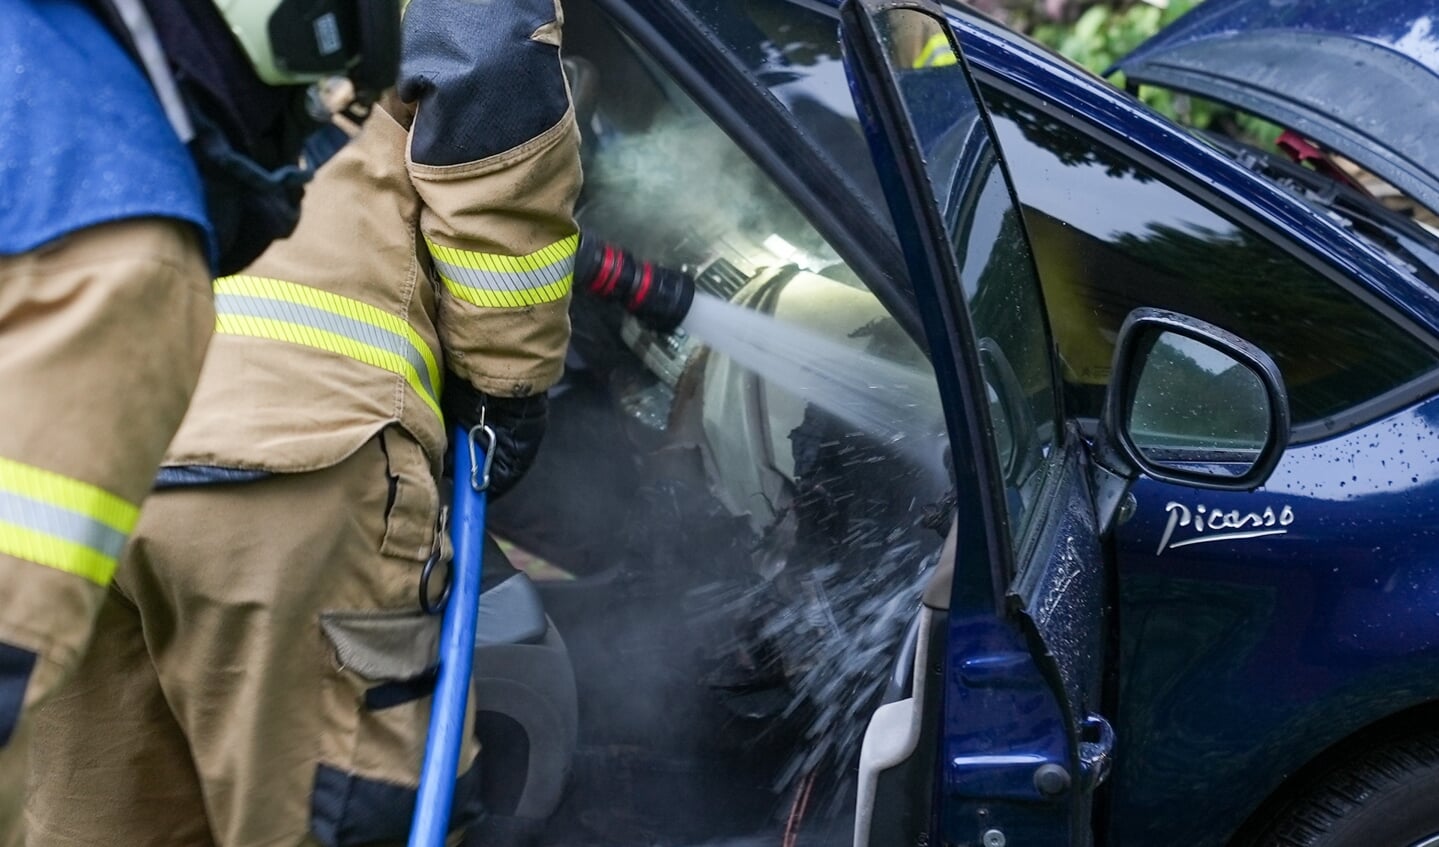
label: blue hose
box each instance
[409,425,491,847]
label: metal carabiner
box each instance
[418,504,451,615]
[418,551,451,615]
[468,422,497,494]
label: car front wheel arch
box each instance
[1230,703,1439,847]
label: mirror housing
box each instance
[1096,308,1290,492]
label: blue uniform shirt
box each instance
[0,0,212,260]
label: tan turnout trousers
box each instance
[0,219,213,846]
[27,429,477,847]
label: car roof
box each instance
[1114,0,1439,215]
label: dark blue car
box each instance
[464,1,1439,845]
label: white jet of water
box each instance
[679,292,946,464]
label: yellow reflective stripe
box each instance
[213,275,443,419]
[215,313,443,420]
[429,233,578,274]
[0,521,118,585]
[426,234,577,308]
[0,456,138,585]
[0,457,136,533]
[915,32,958,68]
[216,276,441,394]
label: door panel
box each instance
[839,2,1109,844]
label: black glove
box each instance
[442,376,548,499]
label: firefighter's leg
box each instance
[29,430,480,846]
[26,586,214,846]
[0,219,212,845]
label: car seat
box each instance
[472,535,579,845]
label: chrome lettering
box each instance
[1157,500,1294,555]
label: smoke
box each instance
[582,111,841,269]
[512,376,946,840]
[506,92,951,845]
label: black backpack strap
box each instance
[87,0,324,273]
[83,0,194,143]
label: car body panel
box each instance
[1108,392,1439,845]
[1114,0,1439,216]
[1120,0,1439,77]
[943,11,1439,844]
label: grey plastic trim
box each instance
[853,605,933,847]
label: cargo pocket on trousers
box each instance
[312,610,484,846]
[378,428,440,564]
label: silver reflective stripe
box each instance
[0,490,128,563]
[429,252,573,299]
[215,293,439,402]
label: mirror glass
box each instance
[1126,330,1272,478]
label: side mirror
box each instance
[1097,308,1289,492]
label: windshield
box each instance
[1197,127,1439,287]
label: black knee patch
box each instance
[399,0,570,166]
[310,759,483,846]
[0,641,37,747]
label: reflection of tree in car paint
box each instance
[986,95,1156,181]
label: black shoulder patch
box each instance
[399,0,570,166]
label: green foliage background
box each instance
[1021,0,1282,146]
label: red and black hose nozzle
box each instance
[574,231,696,333]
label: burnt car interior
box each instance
[468,3,954,845]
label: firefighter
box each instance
[0,2,398,843]
[25,1,579,844]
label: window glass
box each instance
[569,9,951,549]
[983,94,1439,429]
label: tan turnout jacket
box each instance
[163,92,581,477]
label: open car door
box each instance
[839,2,1112,844]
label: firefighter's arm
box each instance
[399,0,580,495]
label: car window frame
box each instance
[972,71,1439,445]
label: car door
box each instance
[837,3,1111,845]
[837,4,1302,845]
